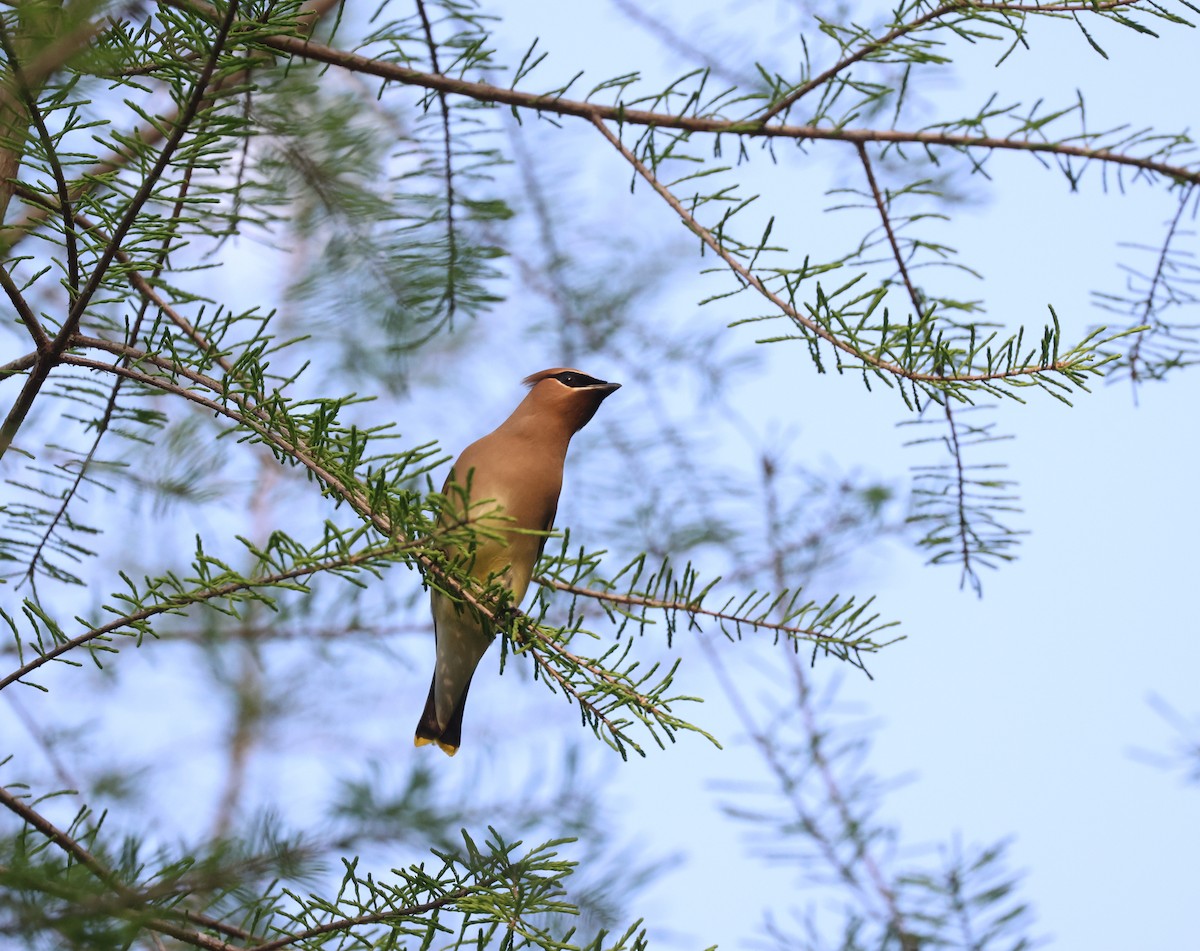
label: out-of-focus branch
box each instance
[0,2,104,225]
[0,0,243,460]
[0,0,341,252]
[0,784,249,950]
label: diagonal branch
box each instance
[0,260,49,351]
[856,142,922,315]
[0,536,421,691]
[591,115,1101,390]
[755,0,1147,124]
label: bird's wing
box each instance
[535,503,557,563]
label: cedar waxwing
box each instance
[415,368,621,755]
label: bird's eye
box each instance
[553,371,604,388]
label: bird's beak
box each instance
[591,381,621,395]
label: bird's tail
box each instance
[413,675,470,756]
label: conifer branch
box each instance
[0,537,420,691]
[165,0,1200,186]
[0,785,244,950]
[857,141,988,592]
[756,0,1147,123]
[545,577,895,654]
[591,115,1121,398]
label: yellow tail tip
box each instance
[414,735,459,756]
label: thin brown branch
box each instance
[0,783,246,950]
[759,2,965,123]
[415,0,459,323]
[942,398,980,594]
[591,114,1088,390]
[0,260,48,351]
[244,886,479,951]
[857,142,923,316]
[858,142,979,594]
[164,0,1200,186]
[543,577,891,650]
[0,533,419,692]
[0,784,115,886]
[756,0,1146,123]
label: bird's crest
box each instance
[522,368,610,389]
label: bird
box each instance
[414,368,621,755]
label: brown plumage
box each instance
[414,368,621,754]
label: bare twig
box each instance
[415,0,460,324]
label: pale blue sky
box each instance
[3,4,1197,950]
[474,3,1200,948]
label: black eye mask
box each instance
[552,371,607,387]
